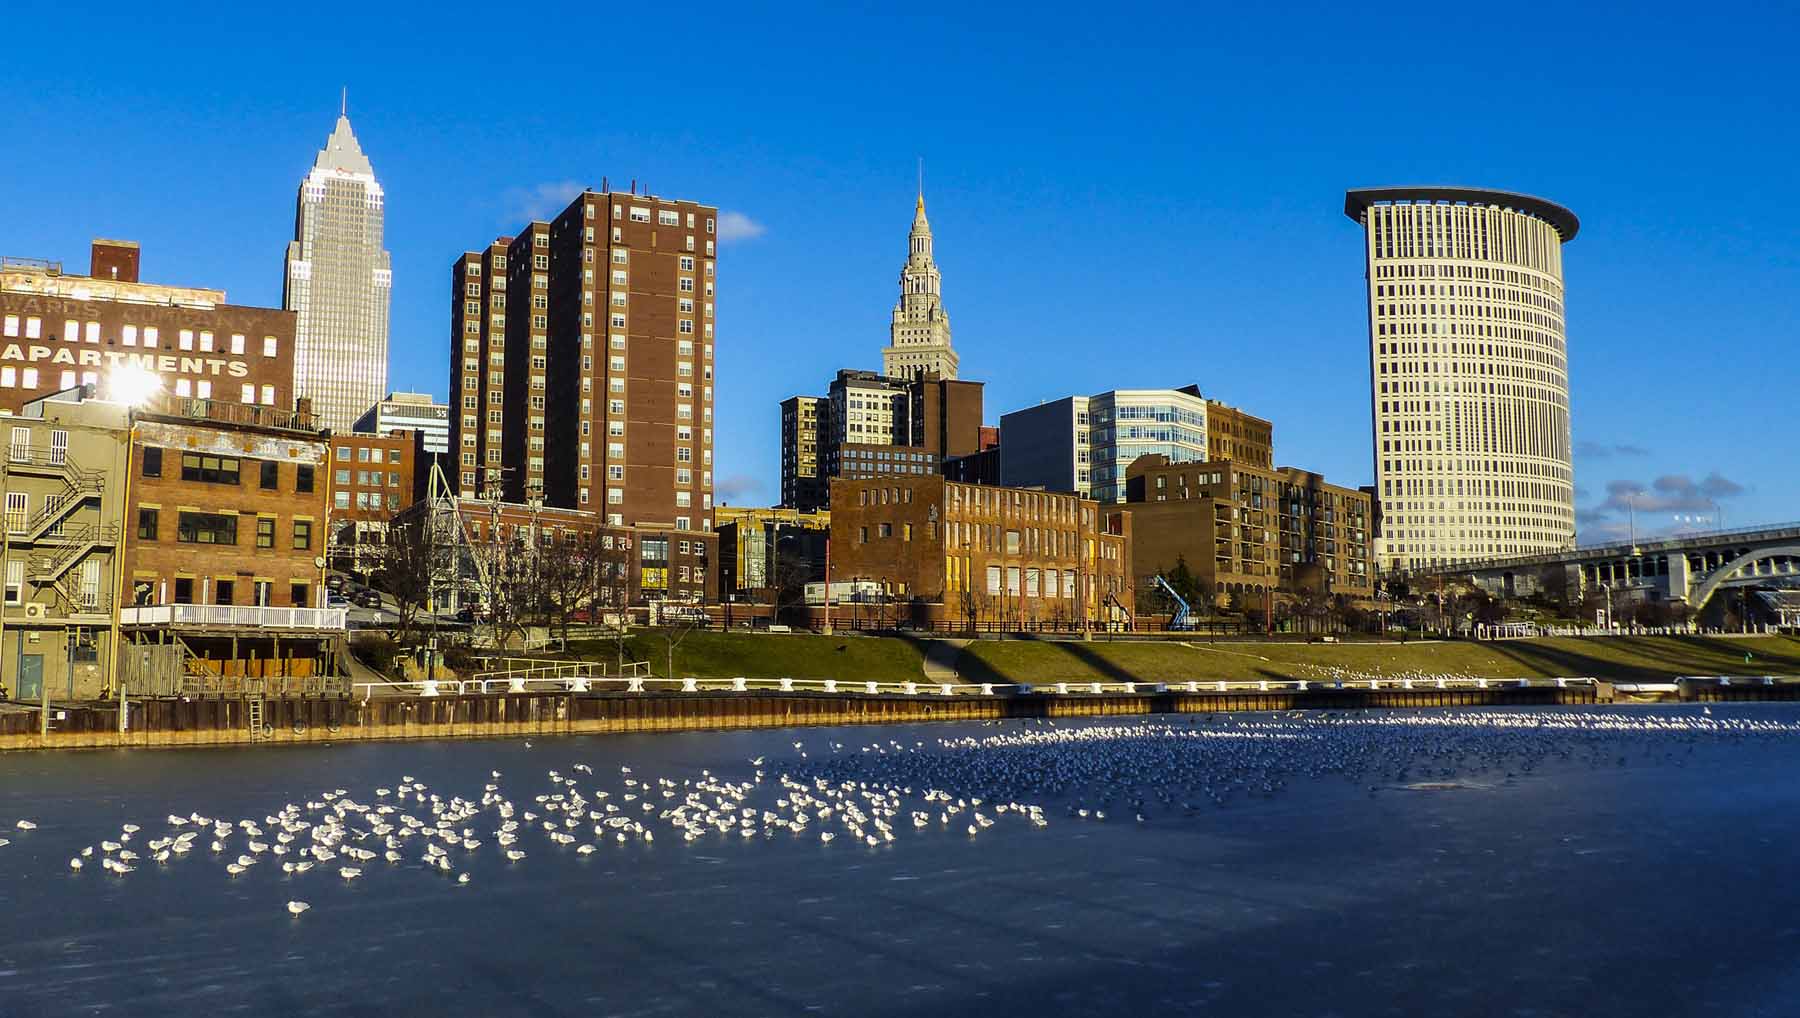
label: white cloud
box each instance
[716,211,766,243]
[505,180,585,222]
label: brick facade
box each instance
[828,476,1131,628]
[0,242,295,414]
[1125,454,1373,606]
[124,403,330,610]
[451,188,718,537]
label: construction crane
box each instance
[1151,574,1193,631]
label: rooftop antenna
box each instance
[340,87,347,117]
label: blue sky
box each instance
[4,2,1796,540]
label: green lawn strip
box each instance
[956,635,1800,685]
[564,631,928,682]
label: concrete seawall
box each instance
[0,682,1626,752]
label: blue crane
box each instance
[1152,575,1192,631]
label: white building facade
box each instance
[355,391,448,453]
[284,111,392,432]
[1346,187,1577,573]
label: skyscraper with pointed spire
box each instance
[283,101,391,430]
[881,191,958,379]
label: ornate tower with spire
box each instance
[881,190,958,379]
[283,100,392,430]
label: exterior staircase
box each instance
[28,522,120,615]
[7,452,105,542]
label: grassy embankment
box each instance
[561,631,1800,685]
[955,635,1800,685]
[564,631,929,682]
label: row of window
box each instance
[0,316,281,357]
[0,367,274,404]
[137,508,313,549]
[141,448,316,492]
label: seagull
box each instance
[15,820,36,831]
[287,901,310,916]
[68,857,82,871]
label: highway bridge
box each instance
[1404,522,1800,614]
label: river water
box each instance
[2,705,1800,1016]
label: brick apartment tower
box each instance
[450,187,717,531]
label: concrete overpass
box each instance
[1403,522,1800,612]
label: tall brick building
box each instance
[447,186,718,604]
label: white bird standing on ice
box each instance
[287,901,310,916]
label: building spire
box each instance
[917,157,924,213]
[340,86,347,118]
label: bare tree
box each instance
[569,527,632,666]
[533,530,590,649]
[770,549,811,627]
[472,529,533,651]
[372,519,435,640]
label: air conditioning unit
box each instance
[22,603,46,619]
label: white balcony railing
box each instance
[119,604,348,630]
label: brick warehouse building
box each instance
[116,394,345,693]
[123,398,331,611]
[1124,454,1374,607]
[448,187,716,524]
[0,241,296,414]
[827,476,1131,630]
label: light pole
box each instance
[1625,491,1640,555]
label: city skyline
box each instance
[4,4,1797,542]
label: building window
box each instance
[181,452,240,485]
[296,465,315,493]
[260,460,279,490]
[174,577,194,605]
[3,560,21,604]
[177,511,237,545]
[141,446,162,477]
[137,508,158,541]
[290,582,309,608]
[293,520,313,550]
[256,517,275,549]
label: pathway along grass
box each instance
[955,634,1800,685]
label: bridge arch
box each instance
[1688,544,1800,610]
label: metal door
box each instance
[17,654,44,701]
